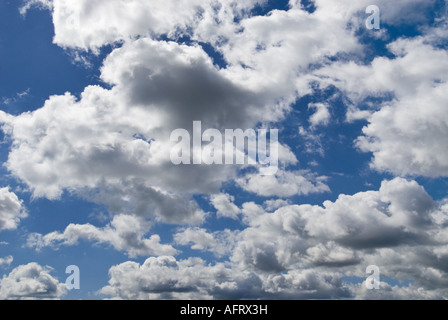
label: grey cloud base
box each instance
[100,178,448,300]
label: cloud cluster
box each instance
[233,178,444,272]
[1,0,363,222]
[10,0,448,300]
[101,178,448,299]
[316,37,448,177]
[0,263,66,300]
[99,255,351,300]
[21,0,268,51]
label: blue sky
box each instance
[0,0,448,300]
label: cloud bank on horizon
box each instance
[0,0,448,300]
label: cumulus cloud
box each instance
[26,214,178,258]
[0,40,243,223]
[99,255,351,300]
[315,38,448,177]
[22,0,439,52]
[357,81,448,177]
[0,263,66,300]
[25,0,267,51]
[236,178,439,270]
[99,178,448,299]
[217,3,361,97]
[99,256,229,300]
[233,177,448,289]
[210,193,241,219]
[0,187,27,231]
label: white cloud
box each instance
[210,193,241,219]
[315,38,448,177]
[263,199,292,212]
[217,4,361,96]
[0,256,13,268]
[236,169,330,197]
[23,0,439,52]
[100,256,228,300]
[174,228,216,252]
[356,81,448,177]
[1,89,30,106]
[0,263,66,300]
[309,103,331,128]
[0,187,27,231]
[19,0,52,16]
[26,214,178,258]
[0,40,241,224]
[24,0,266,51]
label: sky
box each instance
[0,0,447,300]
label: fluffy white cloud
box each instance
[217,3,361,97]
[357,81,448,177]
[21,0,439,52]
[100,256,228,300]
[22,0,268,51]
[0,263,66,300]
[26,214,178,258]
[236,169,330,197]
[0,39,247,223]
[316,38,448,177]
[0,187,27,231]
[210,193,241,219]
